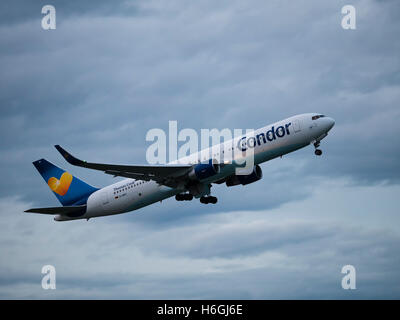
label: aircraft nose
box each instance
[326,117,335,131]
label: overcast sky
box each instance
[0,0,399,299]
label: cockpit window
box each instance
[312,114,325,120]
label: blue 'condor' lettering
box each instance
[238,122,292,151]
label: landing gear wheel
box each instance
[210,197,217,204]
[176,193,194,201]
[184,193,193,201]
[200,196,218,204]
[315,149,322,156]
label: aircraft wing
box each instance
[25,205,86,215]
[55,145,192,188]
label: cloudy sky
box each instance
[0,0,399,299]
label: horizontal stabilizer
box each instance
[25,205,86,216]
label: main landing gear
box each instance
[314,141,323,156]
[176,193,218,204]
[175,193,193,201]
[200,196,218,204]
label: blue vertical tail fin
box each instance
[33,159,98,206]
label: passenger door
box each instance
[292,119,302,133]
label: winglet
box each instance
[54,145,86,166]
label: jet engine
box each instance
[188,160,220,181]
[226,165,263,186]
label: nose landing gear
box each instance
[314,141,323,156]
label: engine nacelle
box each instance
[226,165,263,186]
[188,160,220,181]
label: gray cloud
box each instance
[0,0,140,27]
[1,192,400,299]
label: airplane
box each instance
[25,113,335,221]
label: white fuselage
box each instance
[55,113,334,221]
